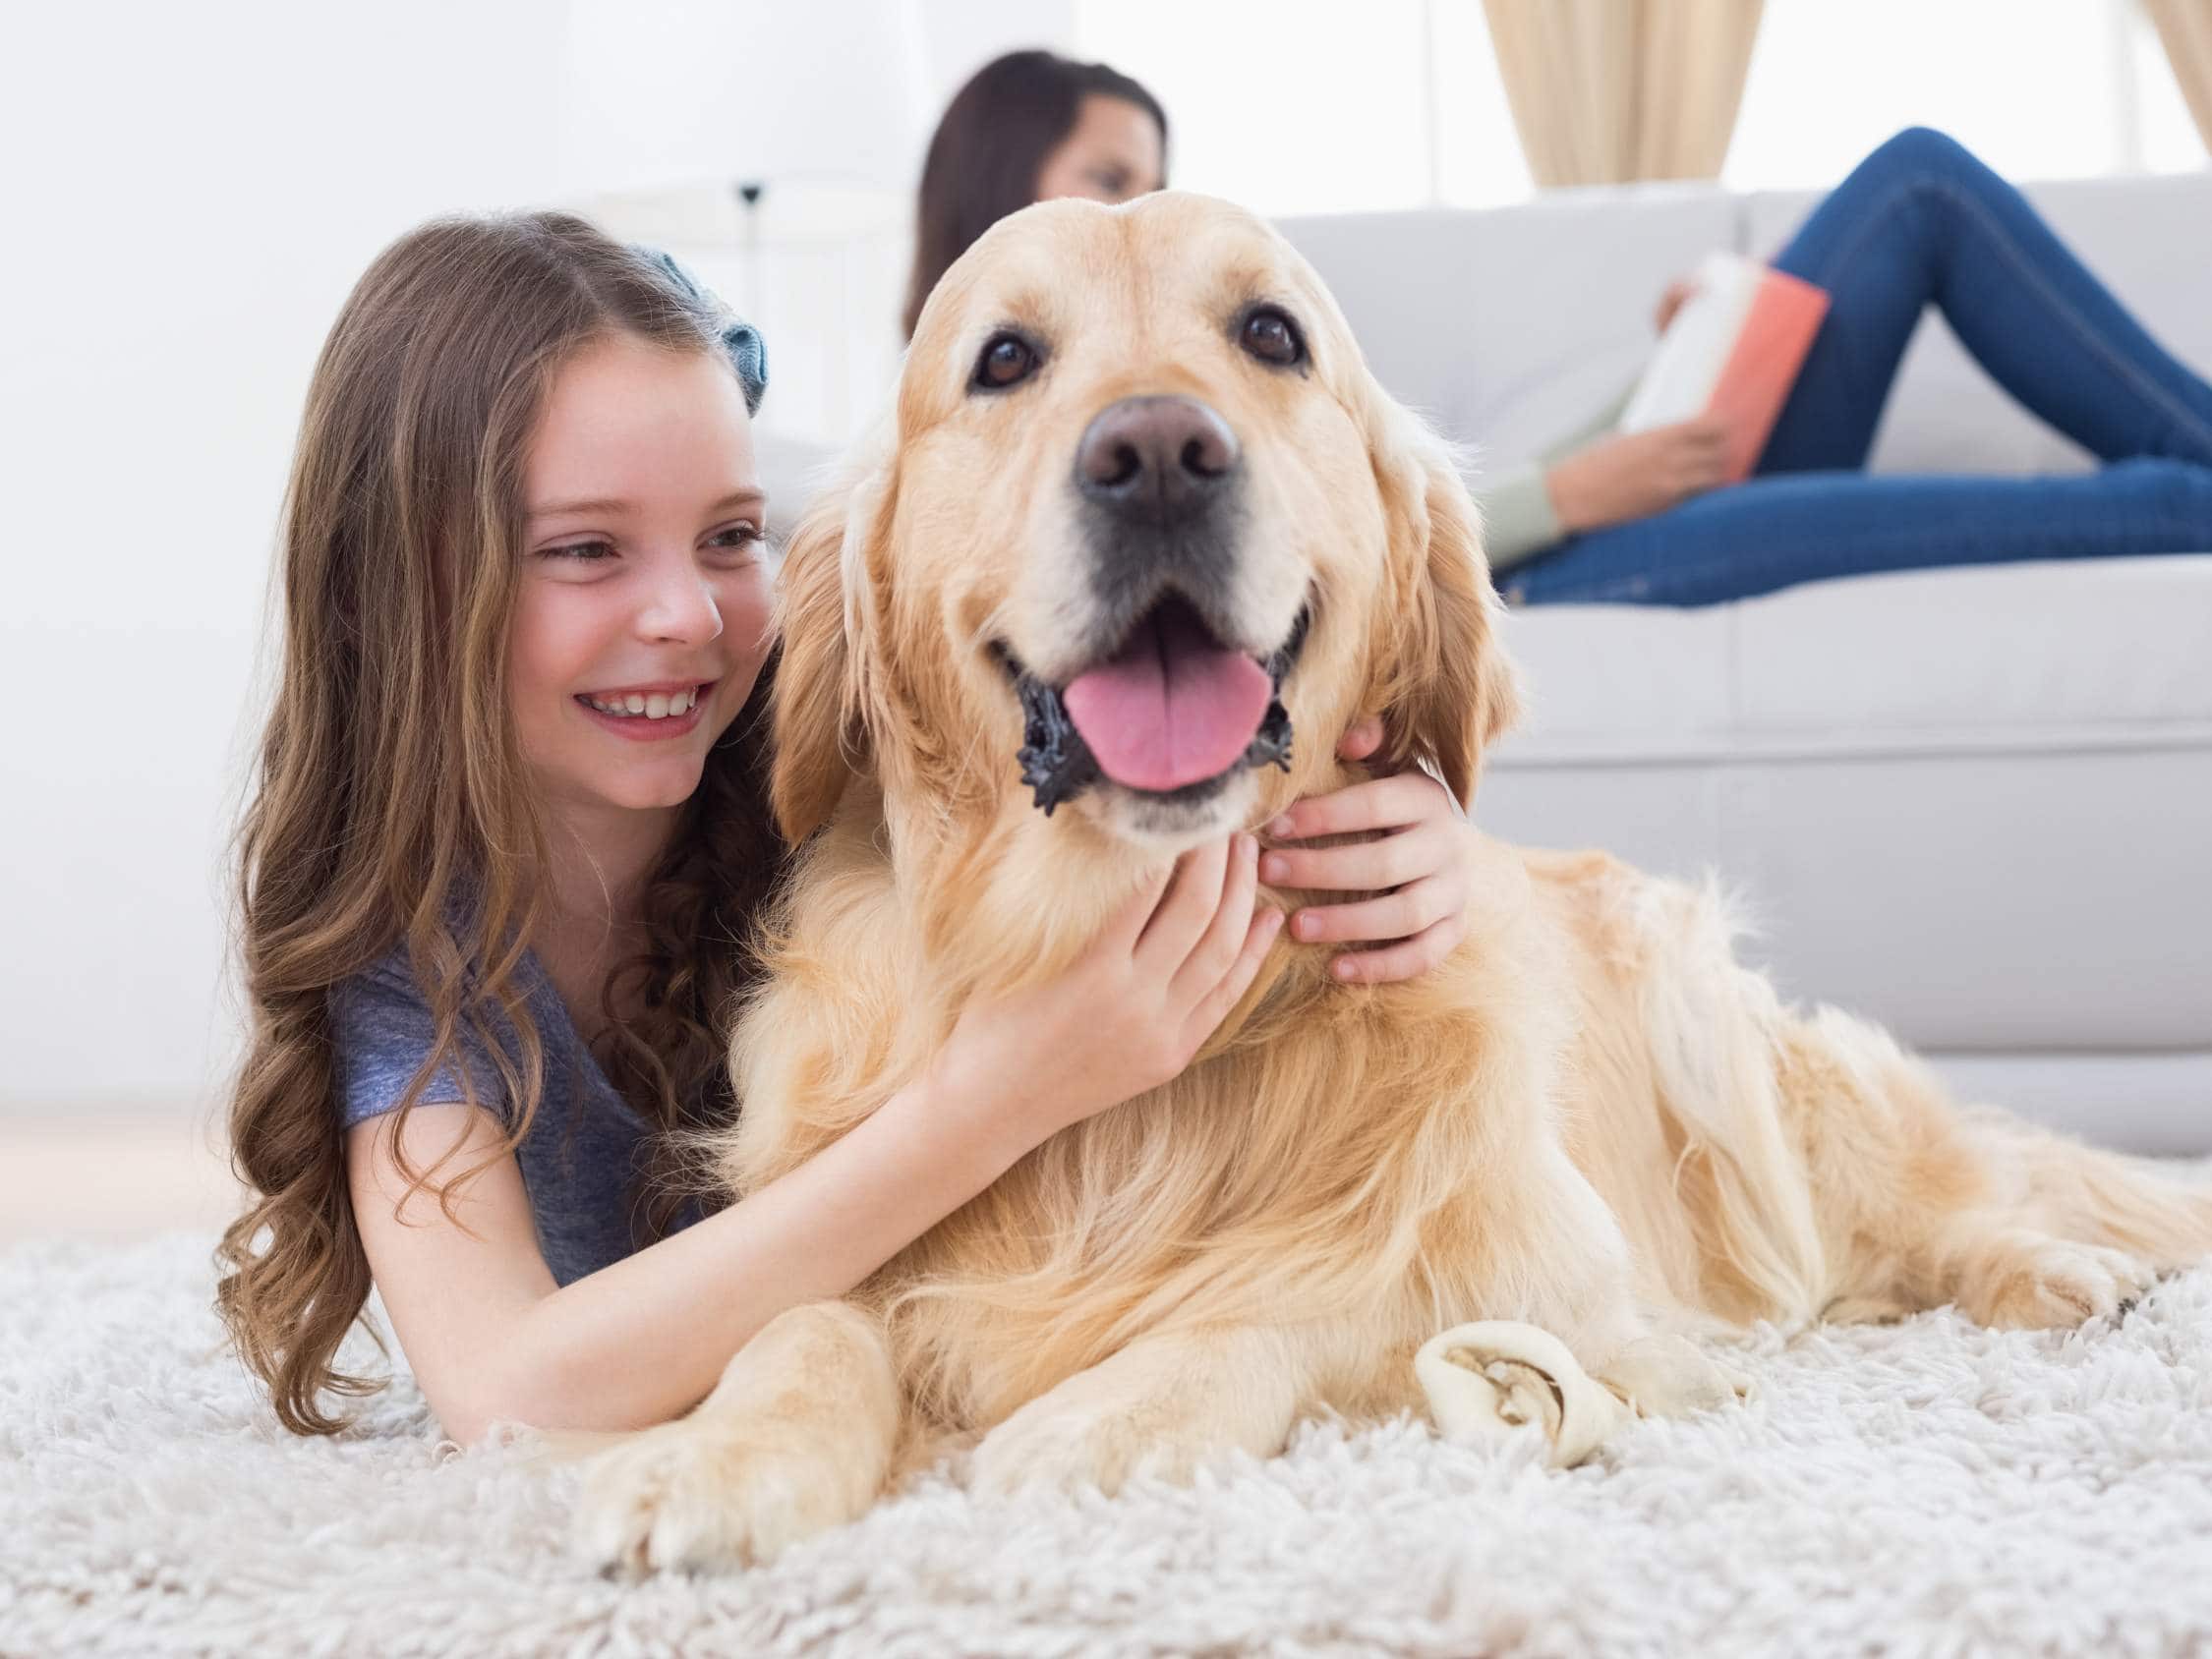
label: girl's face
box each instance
[510,331,773,820]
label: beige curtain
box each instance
[2143,0,2212,153]
[1483,0,1767,188]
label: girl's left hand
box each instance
[1257,715,1477,985]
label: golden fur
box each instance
[578,192,2212,1573]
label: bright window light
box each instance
[1072,0,2203,218]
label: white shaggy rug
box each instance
[6,1232,2212,1658]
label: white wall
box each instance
[0,3,565,1116]
[0,1,1075,1119]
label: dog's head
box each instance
[773,191,1519,855]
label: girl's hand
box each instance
[1256,716,1476,985]
[937,834,1283,1149]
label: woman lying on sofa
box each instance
[1484,125,2212,607]
[905,68,2212,610]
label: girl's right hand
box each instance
[1544,416,1737,535]
[935,832,1282,1151]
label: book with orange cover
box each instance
[1617,252,1832,483]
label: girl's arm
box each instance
[350,1063,1036,1445]
[351,833,1278,1445]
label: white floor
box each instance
[10,1229,2212,1654]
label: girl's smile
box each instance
[574,678,720,741]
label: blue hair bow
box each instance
[633,246,769,416]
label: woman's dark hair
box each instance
[902,49,1168,339]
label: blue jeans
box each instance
[1507,127,2212,607]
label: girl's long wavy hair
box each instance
[214,210,786,1435]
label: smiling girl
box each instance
[216,211,1485,1445]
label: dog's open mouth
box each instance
[995,596,1310,815]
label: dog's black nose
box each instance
[1075,395,1241,523]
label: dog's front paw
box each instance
[970,1384,1218,1500]
[1601,1332,1757,1419]
[577,1419,874,1576]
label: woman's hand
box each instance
[1544,417,1736,535]
[1541,270,1732,538]
[1253,717,1478,985]
[1654,272,1701,333]
[937,834,1283,1149]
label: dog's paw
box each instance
[969,1386,1220,1501]
[1601,1332,1757,1419]
[1820,1294,1914,1326]
[576,1420,871,1577]
[1959,1236,2156,1330]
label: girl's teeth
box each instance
[585,687,699,718]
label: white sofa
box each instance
[1278,171,2212,1154]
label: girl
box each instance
[216,211,1488,1446]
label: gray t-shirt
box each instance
[329,944,703,1284]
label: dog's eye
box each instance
[1240,306,1306,369]
[973,332,1040,391]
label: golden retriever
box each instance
[577,191,2212,1573]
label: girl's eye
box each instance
[710,523,764,552]
[543,540,614,561]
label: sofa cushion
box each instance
[1278,188,1739,475]
[1733,551,2212,745]
[1289,170,2212,486]
[1481,556,2212,1054]
[1495,553,2212,764]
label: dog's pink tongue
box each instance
[1063,605,1272,791]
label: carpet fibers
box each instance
[5,1232,2211,1657]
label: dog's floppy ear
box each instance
[769,490,860,843]
[1365,398,1523,808]
[768,452,896,844]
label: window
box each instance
[1072,0,2202,217]
[1723,0,2204,190]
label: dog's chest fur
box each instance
[721,808,1605,1429]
